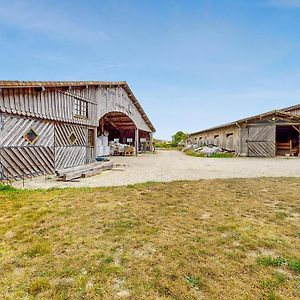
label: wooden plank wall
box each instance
[0,114,95,180]
[0,114,55,179]
[247,125,276,157]
[54,123,89,170]
[189,125,240,152]
[97,86,152,132]
[0,87,97,126]
[240,127,249,155]
[0,87,98,179]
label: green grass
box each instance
[257,256,300,274]
[184,149,235,158]
[0,183,16,191]
[0,178,299,299]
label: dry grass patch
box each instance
[0,178,299,299]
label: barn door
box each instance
[86,128,96,163]
[247,125,275,157]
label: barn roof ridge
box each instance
[0,80,155,132]
[190,105,300,136]
[0,80,128,87]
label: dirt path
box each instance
[13,150,300,189]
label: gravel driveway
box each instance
[13,150,300,189]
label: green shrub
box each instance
[0,184,16,191]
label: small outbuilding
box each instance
[188,104,300,157]
[0,81,155,180]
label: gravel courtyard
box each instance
[12,150,300,189]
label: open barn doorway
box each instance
[98,112,138,156]
[276,125,300,156]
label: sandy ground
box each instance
[12,150,300,189]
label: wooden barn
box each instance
[188,104,300,157]
[0,81,155,180]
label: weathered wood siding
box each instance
[0,114,55,179]
[0,88,97,126]
[0,113,96,179]
[247,125,276,157]
[240,126,248,155]
[54,123,92,170]
[190,125,240,152]
[96,86,152,132]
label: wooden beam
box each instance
[135,129,139,157]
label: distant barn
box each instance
[188,105,300,157]
[0,81,155,180]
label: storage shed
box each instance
[188,105,300,157]
[0,81,155,180]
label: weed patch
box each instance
[28,278,50,295]
[184,149,235,158]
[185,275,203,289]
[24,243,51,258]
[258,256,300,274]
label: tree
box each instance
[171,131,188,147]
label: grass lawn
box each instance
[0,178,299,299]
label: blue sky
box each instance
[1,0,300,139]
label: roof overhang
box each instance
[189,109,300,136]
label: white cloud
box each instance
[0,0,109,42]
[264,0,300,8]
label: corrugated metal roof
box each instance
[189,105,300,136]
[0,80,155,132]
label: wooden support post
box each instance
[149,132,154,152]
[93,128,97,159]
[135,129,139,156]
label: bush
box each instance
[0,184,16,192]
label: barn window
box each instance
[68,132,77,144]
[23,128,39,144]
[226,133,233,138]
[214,135,219,139]
[74,98,88,118]
[88,129,95,147]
